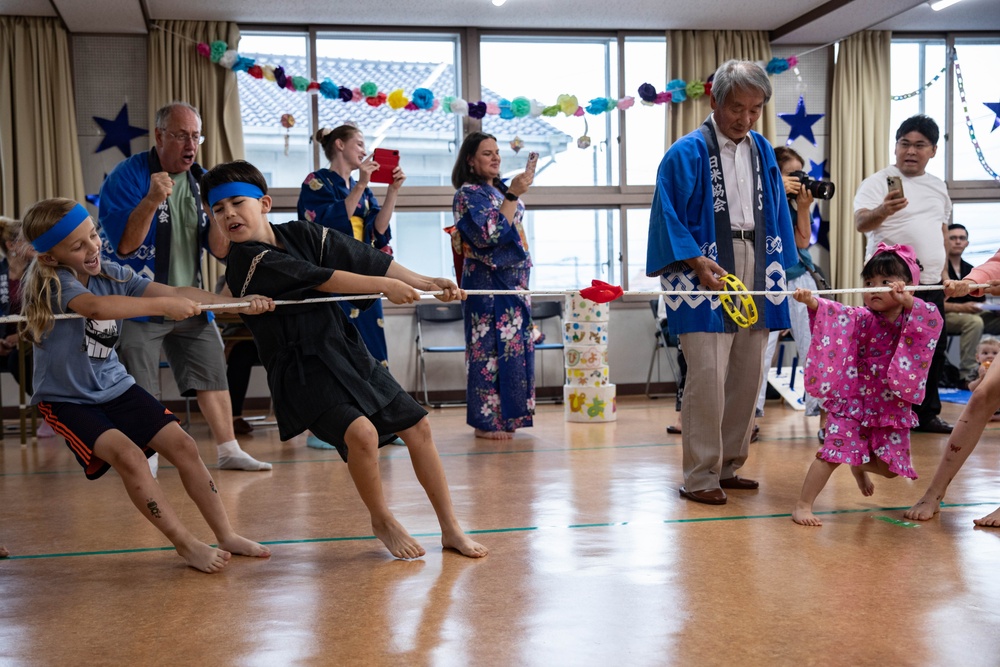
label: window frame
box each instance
[891,32,1000,201]
[239,25,668,295]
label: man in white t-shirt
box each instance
[854,114,953,433]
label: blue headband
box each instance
[32,203,90,253]
[207,182,265,208]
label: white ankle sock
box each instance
[217,440,272,471]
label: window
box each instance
[624,38,667,186]
[951,38,1000,182]
[527,209,620,290]
[889,39,947,181]
[237,32,313,188]
[391,210,454,280]
[479,36,619,187]
[624,208,658,291]
[953,201,1000,267]
[315,33,462,187]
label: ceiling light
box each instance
[492,0,507,6]
[929,0,965,11]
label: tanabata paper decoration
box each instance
[281,113,295,155]
[93,103,148,158]
[779,96,824,146]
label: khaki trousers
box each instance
[678,238,768,491]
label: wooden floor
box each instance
[2,396,1000,666]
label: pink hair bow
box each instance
[872,242,921,285]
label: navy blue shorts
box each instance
[37,384,180,480]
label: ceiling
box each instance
[1,0,998,44]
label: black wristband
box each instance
[504,191,519,202]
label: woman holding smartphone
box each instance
[450,132,535,439]
[298,125,405,366]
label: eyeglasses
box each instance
[896,140,933,151]
[163,130,205,145]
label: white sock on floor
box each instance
[216,440,272,471]
[148,453,159,479]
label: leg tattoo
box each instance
[146,499,162,519]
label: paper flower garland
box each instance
[197,42,810,119]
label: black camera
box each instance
[789,170,835,200]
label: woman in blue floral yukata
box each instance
[450,132,535,440]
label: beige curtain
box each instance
[667,30,776,144]
[829,30,891,306]
[149,20,244,288]
[0,17,85,218]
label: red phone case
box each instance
[371,148,400,184]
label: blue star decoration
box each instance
[808,159,830,182]
[779,96,824,146]
[984,100,1000,132]
[93,103,147,158]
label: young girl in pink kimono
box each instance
[791,243,942,526]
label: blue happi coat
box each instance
[646,124,797,334]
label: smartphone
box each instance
[886,175,904,199]
[525,151,539,179]
[371,148,400,184]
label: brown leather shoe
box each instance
[679,486,727,505]
[233,417,254,435]
[719,475,759,490]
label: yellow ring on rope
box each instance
[718,274,758,328]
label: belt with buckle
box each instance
[731,229,755,242]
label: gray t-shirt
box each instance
[32,262,150,405]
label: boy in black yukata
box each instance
[201,160,488,560]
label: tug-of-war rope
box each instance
[3,280,990,328]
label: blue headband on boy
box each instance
[207,182,265,208]
[32,203,90,253]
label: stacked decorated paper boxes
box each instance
[563,294,616,422]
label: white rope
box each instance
[2,283,990,325]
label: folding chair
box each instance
[531,299,565,404]
[645,298,682,399]
[414,302,466,407]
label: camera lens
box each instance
[808,180,835,200]
[790,171,835,200]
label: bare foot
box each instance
[903,498,941,521]
[792,503,823,526]
[372,517,426,559]
[442,529,489,558]
[176,541,232,573]
[218,534,271,558]
[0,545,8,558]
[474,429,514,440]
[851,466,875,497]
[973,507,1000,527]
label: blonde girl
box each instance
[20,198,274,572]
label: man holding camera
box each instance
[854,114,953,433]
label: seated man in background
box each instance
[944,223,1000,386]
